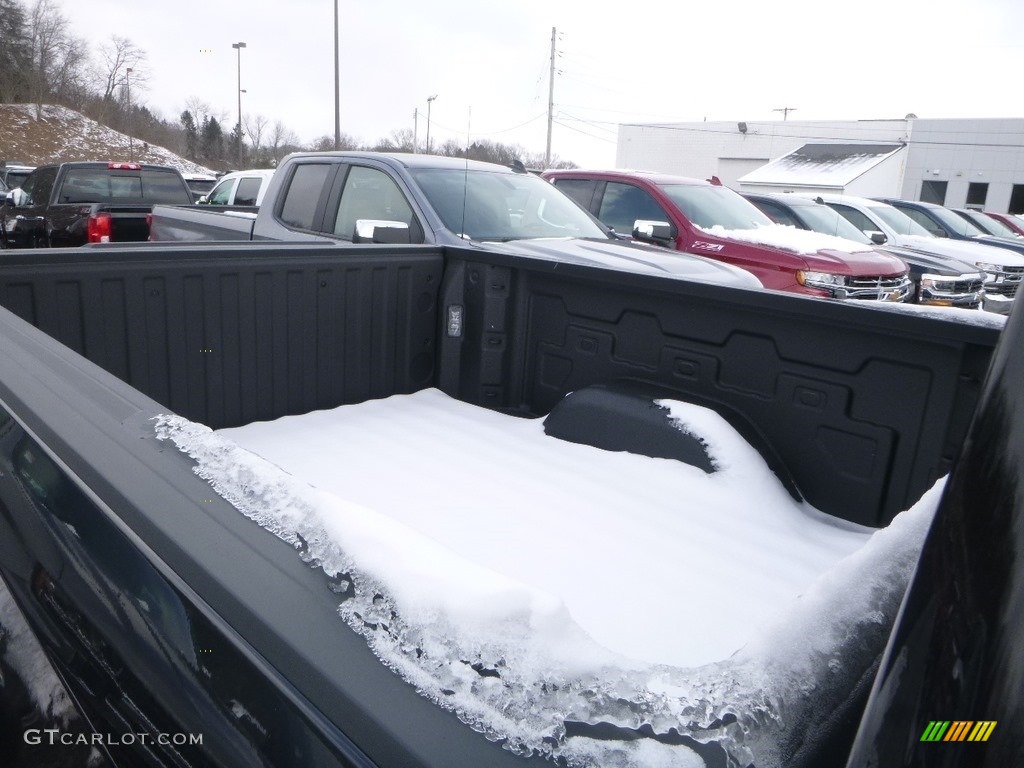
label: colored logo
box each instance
[920,721,996,742]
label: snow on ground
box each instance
[156,390,940,767]
[0,104,214,175]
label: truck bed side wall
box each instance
[438,248,998,527]
[0,244,1000,526]
[0,245,443,428]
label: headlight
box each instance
[797,270,847,289]
[975,262,1001,275]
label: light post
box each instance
[334,0,340,150]
[232,42,246,168]
[126,67,133,161]
[426,94,437,155]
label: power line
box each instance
[551,118,617,144]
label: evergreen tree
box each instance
[180,109,198,160]
[199,116,224,163]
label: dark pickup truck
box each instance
[1,162,194,249]
[0,240,1019,768]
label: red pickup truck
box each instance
[543,169,912,300]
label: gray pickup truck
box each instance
[148,152,764,289]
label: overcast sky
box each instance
[58,0,1024,167]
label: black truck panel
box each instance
[0,244,997,527]
[0,242,1015,768]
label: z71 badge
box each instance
[692,241,725,252]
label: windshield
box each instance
[410,168,608,241]
[58,168,193,204]
[797,204,871,243]
[926,205,986,236]
[660,184,774,230]
[962,210,1017,237]
[871,204,934,236]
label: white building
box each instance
[615,118,1024,213]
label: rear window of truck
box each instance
[57,169,192,204]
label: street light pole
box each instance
[334,0,340,150]
[426,94,437,155]
[232,41,246,168]
[126,67,133,162]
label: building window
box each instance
[1010,185,1024,215]
[920,180,948,205]
[966,183,988,210]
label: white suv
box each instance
[200,169,276,207]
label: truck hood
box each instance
[878,244,979,276]
[479,237,763,289]
[896,234,1024,268]
[697,224,906,276]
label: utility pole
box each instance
[413,108,418,153]
[334,0,340,150]
[545,26,556,168]
[773,107,797,120]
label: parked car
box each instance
[951,207,1023,239]
[149,153,764,291]
[876,198,1024,260]
[821,194,1024,314]
[1,161,195,248]
[983,210,1024,236]
[0,161,34,189]
[744,192,985,309]
[181,172,219,202]
[542,169,911,301]
[198,169,276,206]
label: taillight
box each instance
[108,162,142,170]
[146,212,153,240]
[88,212,112,243]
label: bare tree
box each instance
[98,35,147,101]
[387,128,415,153]
[269,120,300,164]
[244,113,270,161]
[183,96,226,130]
[308,133,358,152]
[26,0,88,117]
[0,0,31,102]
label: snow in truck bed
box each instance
[156,388,939,768]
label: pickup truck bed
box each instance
[146,204,258,241]
[0,242,1014,767]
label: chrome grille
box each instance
[843,275,913,301]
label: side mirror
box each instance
[933,229,948,238]
[6,188,25,207]
[353,219,411,244]
[869,231,887,245]
[632,219,675,244]
[196,195,209,204]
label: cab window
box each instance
[207,178,236,205]
[279,164,332,230]
[597,182,669,235]
[234,177,262,206]
[332,166,419,242]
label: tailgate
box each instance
[149,204,256,241]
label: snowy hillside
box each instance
[0,103,215,175]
